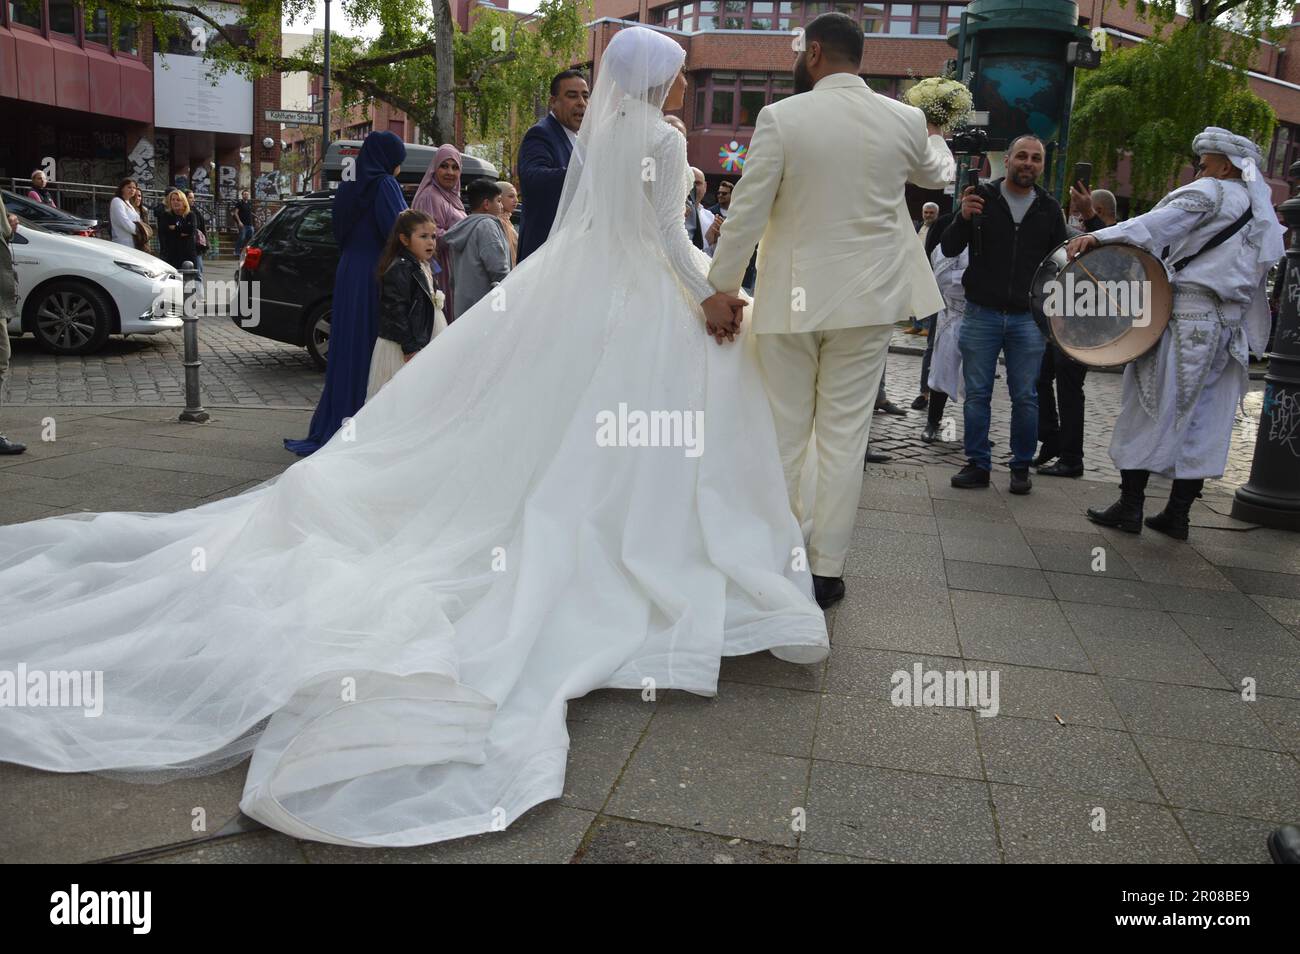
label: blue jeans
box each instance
[237,224,254,254]
[958,302,1046,471]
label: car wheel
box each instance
[28,280,114,356]
[304,303,330,370]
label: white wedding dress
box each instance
[0,30,829,847]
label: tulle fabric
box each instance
[0,27,828,847]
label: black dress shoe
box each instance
[1037,460,1083,478]
[920,423,939,444]
[864,449,892,465]
[875,400,907,416]
[812,575,845,610]
[1268,825,1300,864]
[0,435,26,455]
[951,463,990,488]
[1031,445,1059,467]
[1009,467,1032,495]
[910,394,929,410]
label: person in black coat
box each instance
[156,190,199,272]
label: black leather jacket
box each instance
[378,252,440,355]
[940,178,1067,313]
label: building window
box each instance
[1269,124,1295,179]
[652,0,963,33]
[917,3,943,33]
[697,70,797,127]
[85,7,110,46]
[117,19,139,55]
[863,75,918,97]
[9,0,42,30]
[49,0,77,37]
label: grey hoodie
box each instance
[442,213,511,320]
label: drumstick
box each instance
[1071,259,1125,317]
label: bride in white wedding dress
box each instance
[0,27,828,847]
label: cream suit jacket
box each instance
[708,72,955,333]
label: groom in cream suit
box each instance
[702,12,954,608]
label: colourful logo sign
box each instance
[719,140,747,172]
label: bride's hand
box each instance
[702,291,745,344]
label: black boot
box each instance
[1145,478,1202,541]
[1087,469,1148,533]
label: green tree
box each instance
[1067,2,1284,206]
[97,0,588,148]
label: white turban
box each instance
[601,26,685,99]
[1192,126,1284,273]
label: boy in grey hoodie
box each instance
[442,179,512,321]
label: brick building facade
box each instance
[0,0,282,219]
[563,0,1300,214]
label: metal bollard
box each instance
[178,261,210,424]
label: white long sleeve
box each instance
[1092,203,1210,258]
[109,197,139,248]
[651,125,716,305]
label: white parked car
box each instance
[6,218,184,355]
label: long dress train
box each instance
[0,66,828,846]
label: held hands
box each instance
[959,185,984,221]
[701,291,746,345]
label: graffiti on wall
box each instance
[218,165,238,200]
[128,137,155,189]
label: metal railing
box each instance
[2,178,283,258]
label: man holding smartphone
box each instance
[1035,169,1118,478]
[939,134,1067,494]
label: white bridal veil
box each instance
[0,26,826,847]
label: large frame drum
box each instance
[1031,240,1173,367]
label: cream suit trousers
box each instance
[755,325,893,577]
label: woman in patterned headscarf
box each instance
[412,144,467,319]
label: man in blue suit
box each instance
[517,69,589,262]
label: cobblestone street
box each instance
[2,282,1269,493]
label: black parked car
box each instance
[2,190,99,237]
[236,146,500,369]
[236,195,336,369]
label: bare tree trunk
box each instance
[432,0,456,146]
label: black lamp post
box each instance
[1231,159,1300,530]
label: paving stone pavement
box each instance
[0,406,1296,863]
[1,286,1266,491]
[3,263,324,410]
[874,327,1267,490]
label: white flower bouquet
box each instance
[903,77,974,132]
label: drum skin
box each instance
[1031,240,1173,367]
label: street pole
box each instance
[178,262,209,424]
[1232,162,1300,530]
[322,0,332,188]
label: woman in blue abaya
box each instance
[285,131,408,456]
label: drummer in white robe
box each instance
[1069,127,1285,541]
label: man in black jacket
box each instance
[939,135,1067,494]
[1035,184,1118,477]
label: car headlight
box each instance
[115,260,169,281]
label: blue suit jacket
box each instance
[517,113,574,263]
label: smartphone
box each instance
[966,168,980,192]
[1073,162,1092,191]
